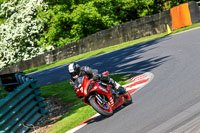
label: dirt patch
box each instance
[28,97,73,133]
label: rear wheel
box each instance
[123,92,132,106]
[89,96,113,117]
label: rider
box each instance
[68,62,126,95]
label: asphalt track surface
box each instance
[29,28,200,133]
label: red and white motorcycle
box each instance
[74,71,132,117]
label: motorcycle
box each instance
[74,71,132,117]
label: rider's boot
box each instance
[118,86,126,95]
[109,79,126,95]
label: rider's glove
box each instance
[93,74,100,81]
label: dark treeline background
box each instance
[0,0,199,49]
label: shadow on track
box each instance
[76,36,171,75]
[32,35,171,86]
[86,105,130,125]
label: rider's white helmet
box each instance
[68,63,80,79]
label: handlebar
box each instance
[90,79,96,84]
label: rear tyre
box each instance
[89,96,113,117]
[123,92,132,106]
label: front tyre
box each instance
[123,92,132,106]
[89,96,113,117]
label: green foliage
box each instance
[0,18,5,24]
[1,0,199,57]
[0,0,9,5]
[37,0,197,49]
[0,86,8,99]
[0,0,49,69]
[151,0,198,13]
[37,0,151,48]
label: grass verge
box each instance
[24,22,200,74]
[40,74,130,133]
[0,86,8,99]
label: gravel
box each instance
[27,97,73,133]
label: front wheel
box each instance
[89,96,113,117]
[123,92,132,106]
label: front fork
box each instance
[89,93,107,105]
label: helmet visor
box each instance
[71,72,78,79]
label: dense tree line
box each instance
[37,0,198,48]
[0,0,198,68]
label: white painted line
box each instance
[66,123,87,133]
[66,113,100,133]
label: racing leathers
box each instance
[69,66,122,93]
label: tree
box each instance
[0,0,53,69]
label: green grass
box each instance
[40,74,130,133]
[24,22,200,74]
[40,81,78,104]
[0,86,8,99]
[40,81,97,133]
[40,80,94,133]
[48,102,96,133]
